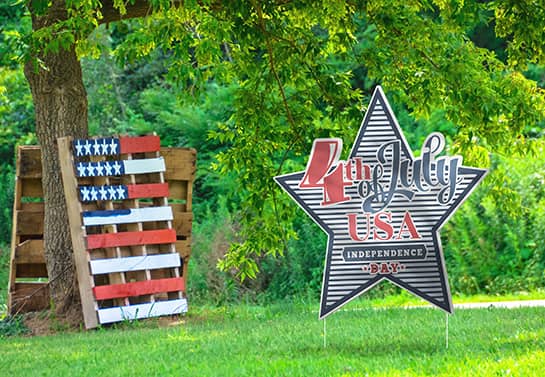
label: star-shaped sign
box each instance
[275,86,487,319]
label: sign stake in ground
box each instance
[275,86,487,319]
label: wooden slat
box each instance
[97,298,188,324]
[172,212,193,237]
[90,253,181,275]
[86,229,176,250]
[127,183,169,199]
[21,178,43,197]
[119,135,161,154]
[161,148,196,181]
[16,263,48,278]
[58,137,99,329]
[93,277,184,300]
[124,157,165,175]
[15,209,44,235]
[17,147,42,178]
[168,181,188,202]
[82,206,173,226]
[175,240,192,260]
[11,282,50,312]
[14,239,45,264]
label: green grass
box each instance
[1,301,544,376]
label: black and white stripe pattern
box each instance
[275,86,487,319]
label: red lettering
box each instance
[390,262,399,273]
[299,139,342,188]
[396,211,421,240]
[347,213,370,242]
[299,139,351,206]
[322,164,351,205]
[374,212,393,240]
[380,263,390,274]
[370,263,378,274]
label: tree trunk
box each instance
[24,1,88,318]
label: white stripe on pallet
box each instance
[82,206,173,226]
[90,253,181,275]
[97,298,188,324]
[124,157,166,175]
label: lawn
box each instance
[1,300,544,376]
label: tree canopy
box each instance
[10,0,545,288]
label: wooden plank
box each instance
[97,298,188,324]
[58,136,99,329]
[15,209,44,235]
[175,240,191,260]
[86,229,176,250]
[73,138,119,157]
[8,168,23,314]
[127,183,169,199]
[161,148,197,181]
[14,239,45,264]
[82,206,173,226]
[93,277,184,300]
[10,282,50,313]
[17,146,42,178]
[168,181,188,201]
[119,135,161,154]
[124,157,165,175]
[172,212,193,237]
[21,178,43,197]
[90,253,181,275]
[16,263,48,278]
[78,183,168,202]
[75,158,165,178]
[20,202,44,210]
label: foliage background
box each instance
[2,0,545,306]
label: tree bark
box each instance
[24,0,88,317]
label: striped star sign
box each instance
[58,135,187,329]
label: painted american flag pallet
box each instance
[7,145,196,316]
[58,135,190,329]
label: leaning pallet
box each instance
[7,144,196,318]
[7,146,49,314]
[58,135,191,329]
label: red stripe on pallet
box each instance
[86,229,176,250]
[128,183,170,199]
[93,277,184,300]
[119,135,161,154]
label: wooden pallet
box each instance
[7,144,196,317]
[7,147,49,314]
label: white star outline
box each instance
[83,141,92,156]
[86,163,95,177]
[80,186,91,201]
[116,186,127,200]
[100,139,109,155]
[112,161,122,175]
[109,138,119,155]
[76,163,87,177]
[104,161,113,176]
[74,140,84,157]
[90,187,98,201]
[107,186,117,200]
[98,186,108,200]
[92,140,101,155]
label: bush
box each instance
[444,149,545,295]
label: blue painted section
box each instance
[82,209,132,218]
[79,185,128,202]
[73,138,120,157]
[74,160,125,177]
